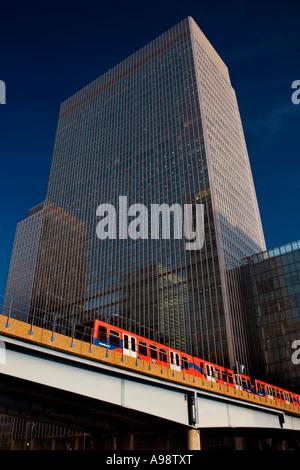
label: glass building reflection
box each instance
[30,201,87,323]
[3,203,44,320]
[241,241,300,391]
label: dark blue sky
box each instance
[0,0,299,295]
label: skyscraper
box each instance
[29,17,265,371]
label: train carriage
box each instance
[254,379,299,406]
[73,318,300,411]
[76,319,253,391]
[76,319,194,373]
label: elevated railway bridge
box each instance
[0,296,300,450]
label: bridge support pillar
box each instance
[118,432,134,450]
[154,432,169,450]
[187,429,201,450]
[234,437,245,450]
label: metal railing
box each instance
[0,295,93,344]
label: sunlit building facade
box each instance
[29,17,265,370]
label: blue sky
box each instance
[0,0,299,295]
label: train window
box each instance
[241,377,250,389]
[131,337,136,352]
[215,369,221,380]
[138,341,147,356]
[159,348,167,362]
[221,371,227,382]
[109,330,120,346]
[97,325,107,342]
[227,373,234,384]
[182,356,188,370]
[124,335,128,349]
[199,362,204,374]
[149,345,157,360]
[75,324,91,342]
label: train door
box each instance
[284,392,291,405]
[227,371,234,388]
[257,381,266,396]
[123,334,137,358]
[234,374,242,390]
[169,351,181,372]
[206,364,215,382]
[266,385,274,400]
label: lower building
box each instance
[241,240,300,392]
[3,203,44,319]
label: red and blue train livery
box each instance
[75,318,300,409]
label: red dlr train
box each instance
[75,318,300,409]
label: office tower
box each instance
[3,203,44,318]
[29,17,265,370]
[241,240,300,391]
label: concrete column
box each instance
[234,437,245,450]
[90,436,104,450]
[154,433,169,450]
[74,435,80,450]
[118,432,134,450]
[187,429,201,450]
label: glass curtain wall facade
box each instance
[30,17,265,369]
[4,203,44,316]
[241,241,300,392]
